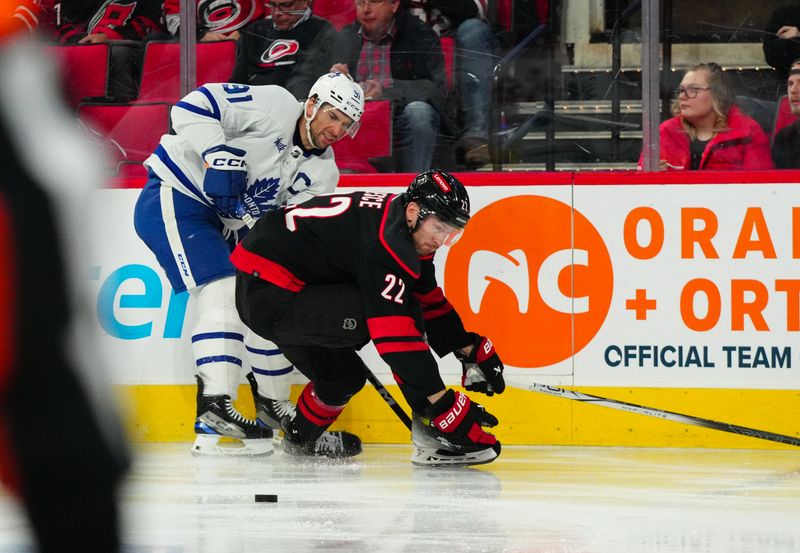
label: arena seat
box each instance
[46,44,109,108]
[312,0,356,30]
[137,40,237,102]
[332,100,392,173]
[77,102,171,171]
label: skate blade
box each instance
[411,446,499,467]
[191,434,275,457]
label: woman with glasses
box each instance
[641,62,772,171]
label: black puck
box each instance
[254,494,278,503]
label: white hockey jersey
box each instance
[144,83,339,231]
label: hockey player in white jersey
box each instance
[133,72,364,455]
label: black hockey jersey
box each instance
[231,191,471,408]
[229,15,337,100]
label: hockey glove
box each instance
[422,389,498,453]
[454,332,505,396]
[202,145,248,218]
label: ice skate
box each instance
[281,426,363,458]
[279,407,362,459]
[246,372,296,430]
[192,375,274,456]
[410,411,501,467]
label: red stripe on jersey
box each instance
[367,316,421,339]
[230,245,305,292]
[374,341,429,355]
[421,303,453,320]
[378,196,420,279]
[297,383,343,426]
[413,287,454,319]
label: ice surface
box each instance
[2,443,799,552]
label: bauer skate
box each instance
[410,412,501,467]
[192,375,274,456]
[246,372,296,430]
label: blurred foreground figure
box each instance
[0,11,129,553]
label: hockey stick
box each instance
[509,378,800,447]
[364,366,412,431]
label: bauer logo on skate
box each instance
[444,195,613,368]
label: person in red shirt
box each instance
[640,62,773,171]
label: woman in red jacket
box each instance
[641,62,773,171]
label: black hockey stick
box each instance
[511,378,800,447]
[364,367,412,430]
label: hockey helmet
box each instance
[307,72,365,138]
[403,170,471,229]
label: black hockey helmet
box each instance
[402,170,470,229]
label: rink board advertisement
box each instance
[91,173,800,447]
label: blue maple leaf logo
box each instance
[249,177,280,204]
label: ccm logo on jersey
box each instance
[260,40,300,67]
[436,392,468,431]
[431,172,451,192]
[211,158,246,168]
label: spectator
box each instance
[772,59,800,168]
[405,1,498,168]
[230,0,338,99]
[763,4,800,78]
[161,0,265,42]
[641,63,773,171]
[331,0,448,172]
[44,0,163,98]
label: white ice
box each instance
[2,444,799,552]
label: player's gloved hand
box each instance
[236,177,281,219]
[202,145,248,217]
[424,389,498,452]
[454,332,505,396]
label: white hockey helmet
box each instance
[307,72,365,139]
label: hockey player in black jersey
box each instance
[231,170,505,466]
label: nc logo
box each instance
[445,195,613,368]
[468,249,590,315]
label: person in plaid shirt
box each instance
[331,0,448,172]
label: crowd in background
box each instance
[14,0,800,172]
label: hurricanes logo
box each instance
[444,196,613,368]
[198,0,258,33]
[260,40,300,67]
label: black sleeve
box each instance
[286,21,338,99]
[412,257,470,357]
[763,5,800,73]
[229,25,252,83]
[772,123,800,168]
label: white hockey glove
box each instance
[454,332,505,396]
[202,145,248,218]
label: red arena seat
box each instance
[77,102,171,171]
[332,100,392,173]
[137,40,237,102]
[312,0,356,30]
[46,44,110,108]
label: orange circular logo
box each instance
[444,196,613,368]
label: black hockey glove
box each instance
[424,389,499,452]
[202,145,248,218]
[454,332,505,396]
